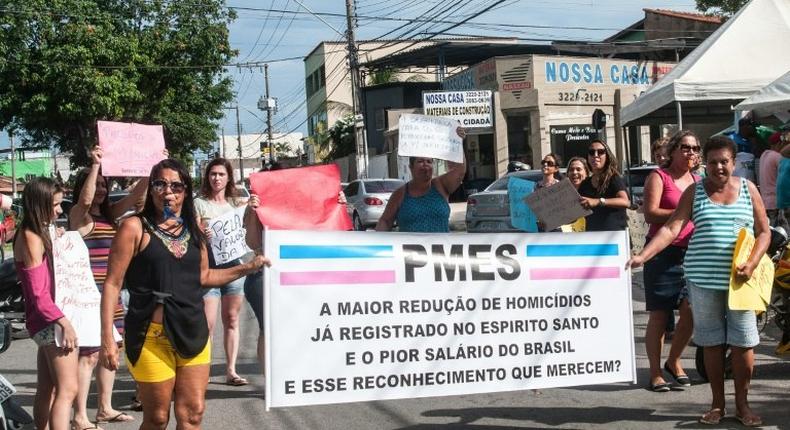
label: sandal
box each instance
[699,408,726,425]
[226,375,249,386]
[736,414,763,427]
[96,412,134,423]
[129,396,143,412]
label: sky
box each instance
[0,0,702,151]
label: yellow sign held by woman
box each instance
[729,228,774,311]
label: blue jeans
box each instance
[687,280,759,348]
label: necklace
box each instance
[142,217,190,259]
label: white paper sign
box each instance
[208,206,251,265]
[397,114,463,163]
[53,231,121,347]
[525,179,592,232]
[264,230,635,408]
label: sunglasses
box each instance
[588,149,607,157]
[680,144,701,154]
[541,160,556,167]
[151,179,186,194]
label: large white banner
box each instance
[53,232,121,347]
[264,230,635,408]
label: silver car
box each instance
[465,170,549,233]
[344,179,404,230]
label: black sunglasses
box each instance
[680,144,701,154]
[588,149,607,157]
[151,179,186,194]
[541,160,556,167]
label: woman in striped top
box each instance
[69,146,149,429]
[629,136,770,427]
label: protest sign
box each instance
[264,230,635,408]
[208,206,251,265]
[53,232,121,347]
[729,228,774,311]
[97,120,166,177]
[508,177,538,232]
[397,114,463,163]
[249,164,351,231]
[525,179,591,232]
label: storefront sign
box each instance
[544,61,651,85]
[423,91,493,128]
[264,230,636,408]
[550,125,601,161]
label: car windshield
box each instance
[364,180,402,193]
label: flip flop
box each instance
[699,408,726,425]
[736,414,763,427]
[96,412,134,423]
[226,376,249,386]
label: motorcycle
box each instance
[0,260,25,340]
[695,226,790,382]
[0,318,34,430]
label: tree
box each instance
[0,0,236,167]
[695,0,747,16]
[323,114,355,160]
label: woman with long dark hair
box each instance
[641,130,700,392]
[99,159,268,429]
[14,177,75,430]
[578,140,631,231]
[195,157,258,386]
[69,146,147,428]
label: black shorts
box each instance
[644,242,688,311]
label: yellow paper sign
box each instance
[729,228,774,311]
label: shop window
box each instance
[375,108,387,131]
[506,115,532,167]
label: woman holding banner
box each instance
[69,146,148,428]
[195,157,257,387]
[376,128,466,233]
[578,140,630,231]
[99,159,269,430]
[640,130,701,393]
[14,177,76,430]
[628,136,770,427]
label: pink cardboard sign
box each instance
[97,120,166,177]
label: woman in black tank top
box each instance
[98,159,269,429]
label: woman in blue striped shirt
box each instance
[628,135,770,427]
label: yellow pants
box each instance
[126,322,211,383]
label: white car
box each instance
[344,179,404,231]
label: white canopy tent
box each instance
[735,70,790,121]
[620,0,790,126]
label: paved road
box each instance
[3,270,789,430]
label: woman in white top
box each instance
[194,158,258,386]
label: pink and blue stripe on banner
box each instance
[526,243,620,281]
[279,245,395,286]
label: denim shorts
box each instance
[687,280,759,348]
[204,260,246,298]
[643,243,688,311]
[244,270,264,331]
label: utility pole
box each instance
[221,127,226,158]
[235,105,244,182]
[264,64,275,167]
[8,131,17,199]
[345,0,368,179]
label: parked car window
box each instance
[345,182,360,196]
[363,180,401,193]
[486,171,545,191]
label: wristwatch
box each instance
[599,197,606,207]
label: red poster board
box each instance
[249,164,352,230]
